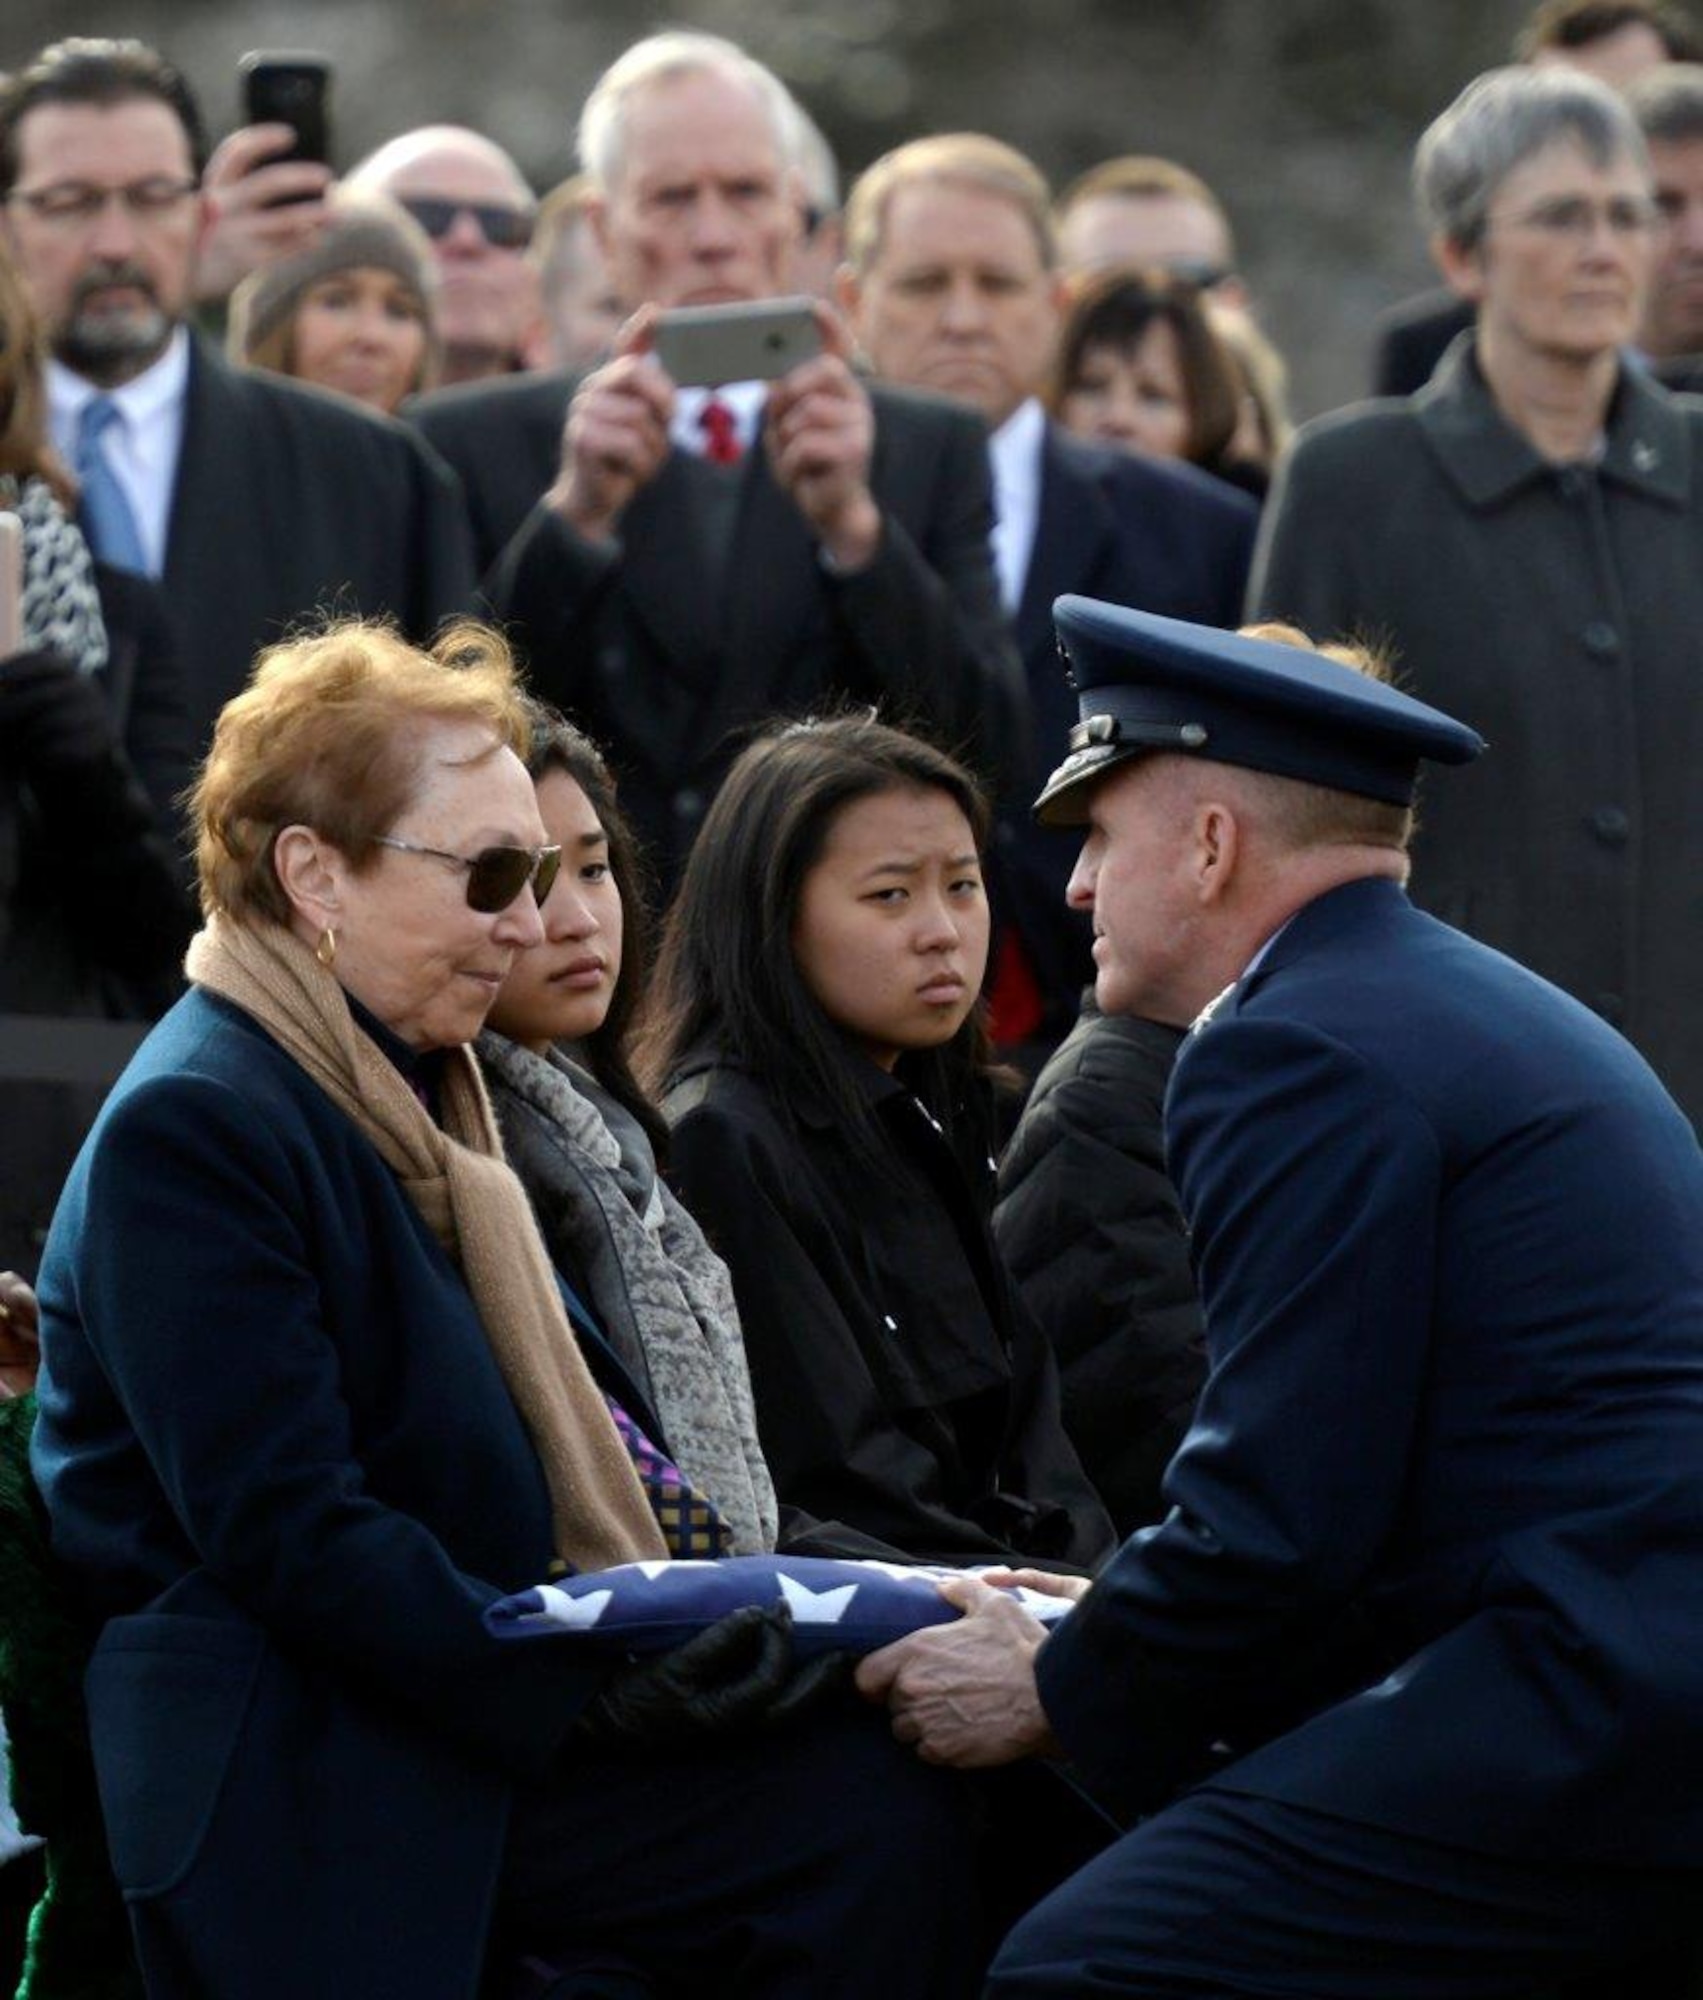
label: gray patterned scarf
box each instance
[1,474,108,676]
[478,1032,778,1555]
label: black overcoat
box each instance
[664,1053,1115,1573]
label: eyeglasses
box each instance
[1491,195,1659,242]
[374,835,562,912]
[396,195,534,250]
[6,179,200,227]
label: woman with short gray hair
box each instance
[1413,63,1649,249]
[1251,63,1703,1131]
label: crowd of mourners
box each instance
[1,2,1702,1996]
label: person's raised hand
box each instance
[855,1573,1059,1768]
[194,125,333,304]
[765,302,881,571]
[546,306,675,544]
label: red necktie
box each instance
[698,396,742,466]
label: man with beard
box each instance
[0,38,474,748]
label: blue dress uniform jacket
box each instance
[1036,878,1703,1862]
[30,990,639,2000]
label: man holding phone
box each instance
[0,37,474,750]
[413,30,1022,884]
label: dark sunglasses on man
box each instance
[396,195,534,250]
[374,836,562,912]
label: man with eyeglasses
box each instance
[0,37,475,751]
[1370,0,1702,396]
[345,126,543,386]
[1252,64,1703,1130]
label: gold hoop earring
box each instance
[316,927,338,969]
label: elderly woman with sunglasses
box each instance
[1252,64,1703,1127]
[27,620,979,2000]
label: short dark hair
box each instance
[1627,58,1703,142]
[0,38,208,197]
[1516,0,1703,64]
[1048,265,1243,469]
[517,697,667,1156]
[640,714,993,1164]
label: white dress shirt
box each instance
[670,380,769,459]
[987,396,1047,614]
[48,327,191,579]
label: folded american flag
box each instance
[484,1555,1077,1658]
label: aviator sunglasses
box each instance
[396,195,534,250]
[374,835,562,912]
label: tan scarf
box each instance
[186,914,667,1573]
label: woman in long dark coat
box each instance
[1251,64,1703,1128]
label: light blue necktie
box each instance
[74,396,149,574]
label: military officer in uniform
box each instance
[858,598,1703,1995]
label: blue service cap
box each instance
[1034,596,1486,826]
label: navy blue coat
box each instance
[31,990,648,1999]
[1037,879,1703,1863]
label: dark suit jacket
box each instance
[412,370,1025,881]
[1369,287,1474,398]
[1038,879,1703,1863]
[0,565,196,1273]
[31,989,655,1998]
[995,426,1257,1045]
[161,338,476,746]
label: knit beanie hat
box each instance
[228,192,441,382]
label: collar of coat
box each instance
[1415,332,1693,512]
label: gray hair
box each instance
[1627,61,1703,146]
[576,31,795,191]
[1414,65,1650,249]
[785,97,840,215]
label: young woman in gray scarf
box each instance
[477,703,779,1555]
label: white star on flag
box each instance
[778,1573,859,1624]
[538,1585,614,1630]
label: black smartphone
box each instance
[239,51,333,172]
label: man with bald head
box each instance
[413,31,1020,883]
[347,125,540,384]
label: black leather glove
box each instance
[0,651,122,786]
[575,1602,800,1746]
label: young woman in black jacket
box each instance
[645,716,1114,1574]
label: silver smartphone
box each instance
[0,513,22,658]
[652,297,822,387]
